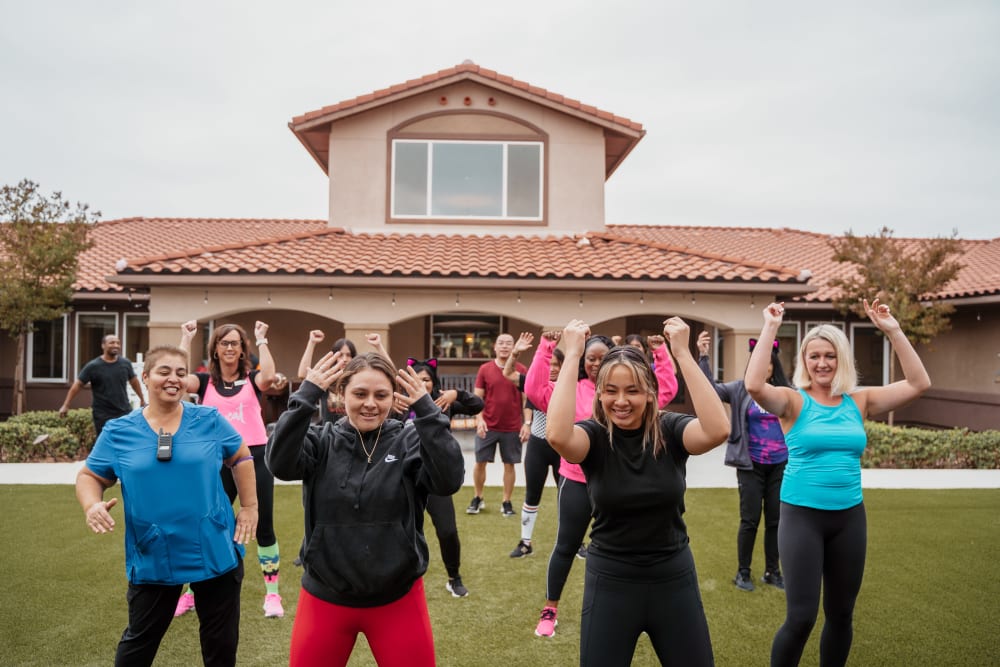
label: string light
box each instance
[639,290,645,305]
[690,292,697,305]
[455,292,460,307]
[391,292,396,307]
[328,288,333,301]
[203,291,208,304]
[750,294,756,309]
[127,290,133,303]
[517,290,522,304]
[266,291,272,305]
[579,292,584,308]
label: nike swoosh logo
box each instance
[384,454,398,463]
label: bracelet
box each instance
[256,338,268,346]
[228,454,254,468]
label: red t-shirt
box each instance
[475,359,526,432]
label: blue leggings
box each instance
[771,502,867,667]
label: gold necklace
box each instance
[354,423,382,464]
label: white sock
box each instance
[521,505,538,542]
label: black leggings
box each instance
[580,547,714,667]
[425,494,462,579]
[523,434,562,507]
[736,461,785,573]
[222,444,276,547]
[545,477,591,601]
[771,502,867,667]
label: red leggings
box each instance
[289,579,435,667]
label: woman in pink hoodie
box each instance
[525,331,678,638]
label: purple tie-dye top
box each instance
[746,399,788,464]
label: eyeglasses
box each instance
[218,340,242,349]
[749,338,779,351]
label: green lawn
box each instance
[4,484,998,666]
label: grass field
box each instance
[4,484,998,666]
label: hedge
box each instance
[863,421,1000,469]
[0,409,95,463]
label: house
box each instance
[2,62,998,429]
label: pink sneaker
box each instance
[174,592,195,617]
[534,606,558,637]
[263,593,284,618]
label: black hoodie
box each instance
[266,381,464,607]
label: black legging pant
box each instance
[580,547,714,667]
[523,434,562,507]
[545,476,592,601]
[771,502,867,667]
[736,461,785,573]
[221,444,276,547]
[426,493,462,579]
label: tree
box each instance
[0,179,98,415]
[828,226,963,423]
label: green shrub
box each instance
[0,421,82,462]
[8,409,95,453]
[863,421,1000,469]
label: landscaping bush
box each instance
[7,409,96,453]
[863,421,1000,469]
[0,421,82,462]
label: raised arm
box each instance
[252,320,276,390]
[648,334,679,406]
[503,332,534,384]
[855,298,931,417]
[178,319,202,393]
[296,330,325,380]
[545,321,592,464]
[746,303,799,421]
[524,330,560,411]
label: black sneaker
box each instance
[466,496,484,514]
[734,569,755,592]
[576,543,588,560]
[510,540,533,558]
[446,577,469,598]
[501,501,515,517]
[762,571,785,590]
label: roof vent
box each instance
[114,258,127,271]
[798,269,813,281]
[577,236,591,247]
[461,59,475,66]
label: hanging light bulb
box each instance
[690,292,697,305]
[750,294,756,309]
[579,292,584,308]
[391,292,396,307]
[639,290,645,305]
[517,290,522,304]
[203,290,208,304]
[455,292,460,307]
[266,291,272,305]
[328,288,333,301]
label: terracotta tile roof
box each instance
[115,228,806,286]
[291,62,643,133]
[609,225,1000,302]
[76,217,326,292]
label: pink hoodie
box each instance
[524,337,679,482]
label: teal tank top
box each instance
[781,389,866,510]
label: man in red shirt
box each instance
[466,334,530,517]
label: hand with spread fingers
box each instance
[306,351,346,391]
[394,365,430,409]
[85,498,118,534]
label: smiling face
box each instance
[143,352,188,405]
[583,340,610,382]
[344,368,395,432]
[101,335,122,359]
[416,369,434,394]
[598,363,653,431]
[548,355,562,381]
[494,334,515,361]
[804,338,838,388]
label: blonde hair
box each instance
[793,324,857,396]
[591,346,664,456]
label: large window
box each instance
[431,314,502,360]
[124,314,149,363]
[76,313,117,374]
[391,140,542,220]
[27,316,67,381]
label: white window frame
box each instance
[390,139,544,221]
[26,314,68,382]
[74,311,118,375]
[850,322,890,386]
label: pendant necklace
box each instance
[354,423,383,464]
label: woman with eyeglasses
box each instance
[546,318,729,666]
[747,301,930,666]
[697,331,793,592]
[177,320,284,618]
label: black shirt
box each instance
[78,356,136,421]
[579,412,694,565]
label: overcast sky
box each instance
[2,1,998,239]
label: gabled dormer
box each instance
[289,61,645,236]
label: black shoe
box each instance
[576,543,588,560]
[465,496,484,514]
[501,501,515,517]
[734,570,755,592]
[762,571,785,590]
[510,540,534,558]
[446,577,469,598]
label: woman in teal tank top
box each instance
[745,299,931,667]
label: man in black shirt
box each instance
[59,334,146,436]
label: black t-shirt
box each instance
[579,412,695,564]
[78,356,136,420]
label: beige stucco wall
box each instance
[326,81,607,236]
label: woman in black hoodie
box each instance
[267,350,464,667]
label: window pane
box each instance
[30,318,66,379]
[853,326,885,386]
[77,314,117,373]
[125,315,149,362]
[431,143,502,216]
[507,144,541,217]
[431,314,500,359]
[393,142,428,216]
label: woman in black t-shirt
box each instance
[546,317,730,667]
